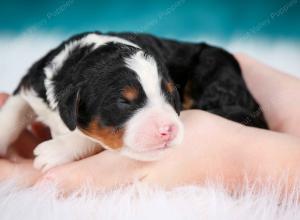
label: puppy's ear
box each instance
[58,89,80,131]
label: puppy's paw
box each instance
[33,140,75,172]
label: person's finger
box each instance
[0,93,9,107]
[0,159,41,187]
[13,160,42,187]
[31,122,51,141]
[0,160,16,181]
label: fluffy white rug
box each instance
[0,180,300,220]
[1,33,300,219]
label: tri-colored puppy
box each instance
[0,32,267,171]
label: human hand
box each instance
[37,108,300,195]
[36,110,245,194]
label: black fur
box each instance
[15,31,267,130]
[112,32,267,128]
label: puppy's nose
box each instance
[158,124,177,142]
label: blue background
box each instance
[1,0,299,40]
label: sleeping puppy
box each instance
[0,31,267,171]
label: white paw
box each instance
[33,140,75,172]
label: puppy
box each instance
[0,31,267,171]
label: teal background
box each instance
[0,0,299,40]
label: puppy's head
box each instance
[60,43,183,160]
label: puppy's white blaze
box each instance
[125,51,165,106]
[123,51,184,161]
[44,33,140,109]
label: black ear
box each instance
[58,89,80,131]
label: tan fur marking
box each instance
[166,82,175,93]
[122,86,138,102]
[183,80,194,110]
[81,119,124,149]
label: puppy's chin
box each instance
[120,146,169,161]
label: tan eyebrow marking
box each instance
[121,86,139,101]
[80,119,124,149]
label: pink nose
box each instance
[158,124,177,142]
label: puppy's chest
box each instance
[21,90,69,137]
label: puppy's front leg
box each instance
[0,95,35,155]
[33,130,102,172]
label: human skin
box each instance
[0,53,300,194]
[237,53,300,136]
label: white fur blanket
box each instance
[1,180,300,220]
[1,34,300,219]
